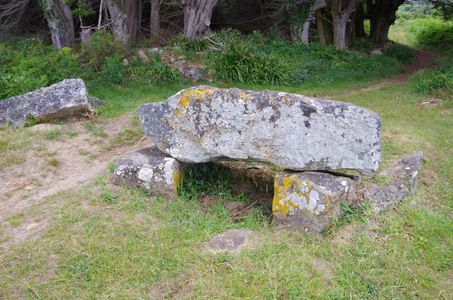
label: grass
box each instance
[1,75,452,298]
[1,23,452,298]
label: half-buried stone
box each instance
[0,79,98,127]
[273,171,360,233]
[113,147,186,197]
[138,86,382,175]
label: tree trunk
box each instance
[150,0,160,40]
[39,0,75,49]
[301,0,326,44]
[105,0,142,46]
[328,0,359,49]
[316,9,333,45]
[354,4,366,37]
[367,0,405,45]
[182,0,218,40]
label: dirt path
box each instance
[0,113,152,245]
[337,50,437,95]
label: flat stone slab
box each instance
[273,171,359,233]
[206,229,253,254]
[0,79,96,127]
[138,86,382,175]
[112,147,186,197]
[365,152,423,212]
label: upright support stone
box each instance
[113,147,187,197]
[273,171,359,233]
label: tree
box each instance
[0,0,31,34]
[367,0,405,45]
[327,0,360,48]
[301,0,326,44]
[105,0,142,46]
[39,0,75,49]
[428,0,453,20]
[150,0,160,40]
[182,0,218,40]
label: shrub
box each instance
[383,43,417,64]
[0,40,79,99]
[81,30,125,68]
[406,18,453,48]
[209,42,291,85]
[129,54,181,85]
[411,66,453,94]
[98,53,127,85]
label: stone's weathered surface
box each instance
[0,79,96,127]
[206,229,253,254]
[365,152,423,212]
[175,60,208,81]
[112,147,186,197]
[273,171,359,233]
[138,86,382,175]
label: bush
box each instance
[129,54,181,85]
[0,39,79,99]
[81,30,125,68]
[208,42,291,85]
[98,53,127,85]
[383,43,417,64]
[406,18,453,48]
[411,66,453,94]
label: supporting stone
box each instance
[365,152,424,212]
[112,147,187,197]
[272,171,359,233]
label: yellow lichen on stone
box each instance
[173,170,182,191]
[272,175,303,216]
[273,174,330,217]
[239,92,255,100]
[176,87,218,116]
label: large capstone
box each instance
[273,171,359,233]
[0,79,96,127]
[138,86,382,175]
[112,147,187,197]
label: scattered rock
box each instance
[419,98,442,106]
[138,86,382,175]
[137,49,150,63]
[206,229,253,254]
[364,152,423,212]
[371,49,383,55]
[27,123,62,133]
[0,79,95,127]
[174,60,209,81]
[273,171,359,233]
[122,58,129,66]
[112,147,187,197]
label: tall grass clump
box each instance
[208,42,291,85]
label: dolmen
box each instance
[0,79,97,127]
[113,86,422,233]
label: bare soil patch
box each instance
[0,113,147,245]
